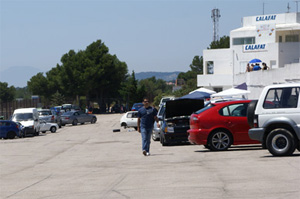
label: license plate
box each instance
[167,127,174,133]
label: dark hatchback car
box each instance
[61,111,97,126]
[0,120,22,139]
[131,103,143,111]
[188,100,260,151]
[160,99,204,146]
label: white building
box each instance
[198,12,300,99]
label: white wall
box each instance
[234,63,300,99]
[197,49,233,88]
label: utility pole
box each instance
[287,3,291,13]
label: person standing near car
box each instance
[137,97,160,156]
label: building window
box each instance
[279,36,282,43]
[285,35,299,42]
[233,37,255,45]
[206,61,214,74]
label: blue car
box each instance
[131,103,144,111]
[0,120,22,139]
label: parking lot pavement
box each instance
[0,114,299,199]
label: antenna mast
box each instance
[295,1,300,12]
[211,8,221,42]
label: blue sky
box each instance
[0,0,296,76]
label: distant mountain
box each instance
[135,71,182,82]
[0,66,182,88]
[0,66,45,88]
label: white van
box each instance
[12,108,40,136]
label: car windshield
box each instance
[158,105,166,116]
[12,113,34,121]
[195,104,215,114]
[38,111,52,116]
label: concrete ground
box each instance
[0,114,299,199]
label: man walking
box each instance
[137,97,160,156]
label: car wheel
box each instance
[208,130,232,151]
[266,128,296,156]
[91,117,97,124]
[161,136,169,146]
[121,123,127,129]
[152,133,159,141]
[7,131,16,139]
[42,131,46,133]
[134,127,137,131]
[72,119,78,126]
[247,100,258,128]
[81,122,84,125]
[204,145,211,149]
[50,126,57,133]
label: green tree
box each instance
[119,71,139,109]
[189,55,203,74]
[51,91,65,106]
[208,35,230,49]
[0,82,16,102]
[27,73,49,97]
[15,87,31,99]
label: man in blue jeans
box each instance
[137,97,160,156]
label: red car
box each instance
[188,100,260,151]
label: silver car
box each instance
[61,111,97,126]
[38,109,62,128]
[152,102,166,141]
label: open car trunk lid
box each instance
[165,99,204,119]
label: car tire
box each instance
[7,131,16,139]
[161,136,169,146]
[121,123,127,129]
[72,119,78,126]
[152,133,158,141]
[247,100,258,128]
[208,130,232,151]
[91,117,97,124]
[50,126,57,133]
[42,131,46,133]
[266,128,296,156]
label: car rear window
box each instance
[62,112,72,116]
[263,87,299,109]
[195,104,215,114]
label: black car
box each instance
[160,99,204,146]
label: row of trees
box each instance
[1,36,229,110]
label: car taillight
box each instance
[16,124,19,129]
[65,117,69,120]
[253,115,258,128]
[190,115,200,129]
[51,115,54,120]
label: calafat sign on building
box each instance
[243,44,267,52]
